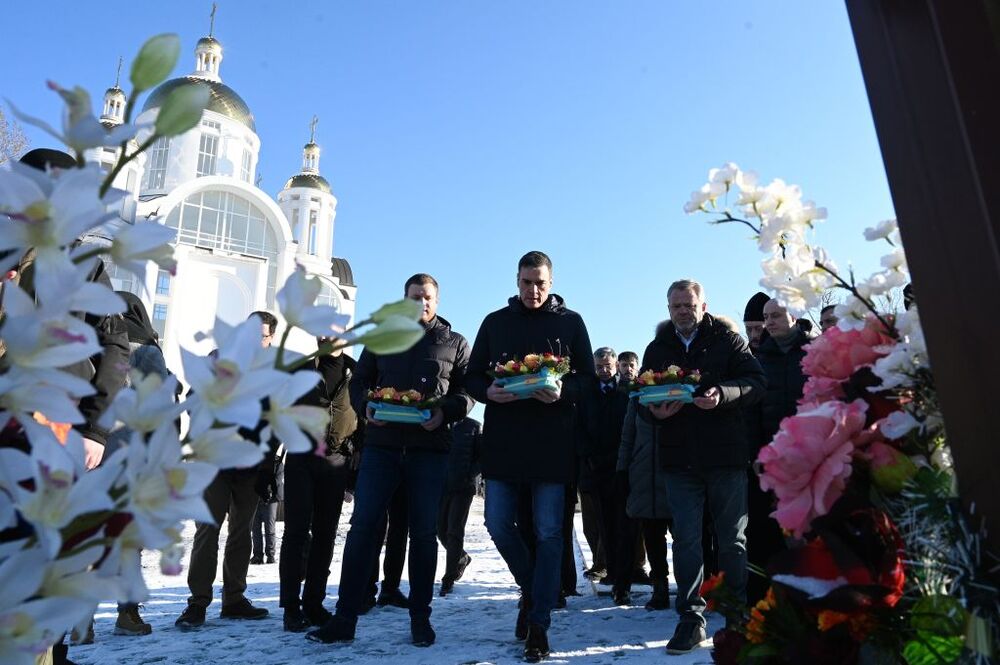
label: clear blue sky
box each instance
[3,1,895,365]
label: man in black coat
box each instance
[278,339,358,632]
[437,416,482,596]
[745,298,810,604]
[308,273,473,648]
[642,280,765,655]
[465,251,596,663]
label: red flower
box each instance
[699,572,726,610]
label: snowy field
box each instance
[71,498,720,664]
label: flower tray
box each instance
[630,383,696,405]
[494,366,562,398]
[370,402,431,423]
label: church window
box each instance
[145,137,170,190]
[241,149,252,182]
[197,133,218,177]
[308,209,318,255]
[156,270,171,296]
[151,303,168,340]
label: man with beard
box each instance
[643,280,764,655]
[466,251,596,663]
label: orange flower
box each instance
[745,587,776,644]
[817,610,850,632]
[699,572,726,610]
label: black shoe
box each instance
[303,604,334,627]
[220,598,269,620]
[358,595,376,615]
[554,592,567,609]
[175,604,206,629]
[645,582,671,611]
[305,614,356,644]
[665,620,707,655]
[632,569,653,586]
[266,555,276,564]
[440,578,455,597]
[250,555,264,565]
[376,587,409,609]
[612,587,631,607]
[523,624,550,663]
[411,618,436,647]
[515,593,532,641]
[454,553,472,581]
[283,610,311,633]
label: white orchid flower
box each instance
[94,521,148,603]
[0,162,121,273]
[879,410,921,440]
[0,282,102,370]
[708,162,740,189]
[0,548,96,665]
[33,255,126,316]
[277,265,351,338]
[682,182,725,213]
[108,220,177,283]
[863,218,898,242]
[38,548,113,605]
[0,367,94,428]
[871,346,918,390]
[184,426,264,469]
[7,83,143,156]
[261,370,328,454]
[100,371,183,435]
[183,317,288,436]
[880,247,908,278]
[120,424,216,548]
[834,294,874,332]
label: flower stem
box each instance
[813,261,898,338]
[100,134,158,198]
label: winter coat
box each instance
[0,250,129,446]
[350,316,472,453]
[641,314,765,470]
[445,417,482,494]
[754,325,810,446]
[466,294,596,484]
[300,353,358,468]
[578,378,630,486]
[104,342,171,457]
[617,397,671,520]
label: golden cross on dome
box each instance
[209,3,218,37]
[114,56,123,87]
[309,115,319,143]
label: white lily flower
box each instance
[708,162,740,188]
[0,162,121,273]
[108,221,177,284]
[183,317,288,436]
[38,549,112,604]
[0,367,94,427]
[184,426,264,469]
[121,424,216,548]
[261,370,328,454]
[277,265,351,338]
[864,218,898,242]
[100,371,183,435]
[7,83,142,155]
[0,282,102,370]
[94,521,148,603]
[33,256,126,317]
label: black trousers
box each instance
[367,482,409,597]
[252,499,277,559]
[437,490,474,580]
[279,454,348,610]
[616,518,672,592]
[579,491,606,570]
[587,473,623,583]
[517,484,577,594]
[746,469,786,605]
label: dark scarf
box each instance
[118,291,159,346]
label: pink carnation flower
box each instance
[801,317,895,381]
[799,376,846,406]
[758,399,869,537]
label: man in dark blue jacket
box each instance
[307,273,472,648]
[465,251,596,663]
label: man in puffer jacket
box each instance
[640,279,764,655]
[308,273,472,649]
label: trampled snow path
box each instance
[71,498,720,664]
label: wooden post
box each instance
[846,0,1000,556]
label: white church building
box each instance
[91,27,357,378]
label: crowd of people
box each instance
[11,151,833,664]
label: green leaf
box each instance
[369,298,422,323]
[131,34,180,91]
[154,84,210,137]
[903,634,963,665]
[354,315,424,355]
[910,595,968,637]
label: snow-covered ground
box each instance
[71,498,720,664]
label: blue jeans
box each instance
[484,480,564,629]
[334,446,447,623]
[664,467,748,624]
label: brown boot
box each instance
[115,605,153,636]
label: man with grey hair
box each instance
[640,279,765,654]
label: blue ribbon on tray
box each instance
[494,366,562,398]
[629,383,696,405]
[370,402,432,423]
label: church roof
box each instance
[142,76,256,131]
[284,173,331,194]
[331,257,355,288]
